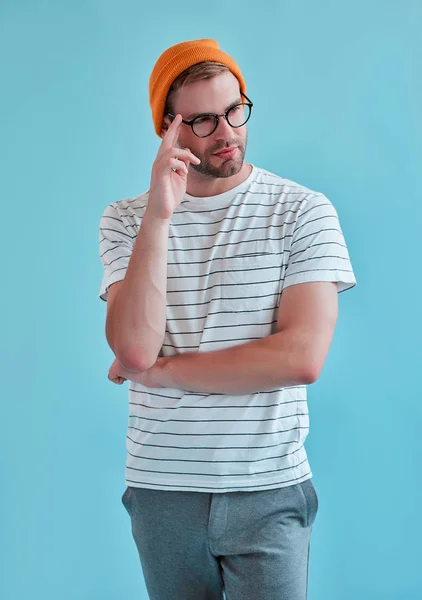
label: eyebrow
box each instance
[185,98,242,121]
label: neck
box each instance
[186,162,253,197]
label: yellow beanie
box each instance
[148,39,247,137]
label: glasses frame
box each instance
[167,92,254,138]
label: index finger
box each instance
[162,113,182,147]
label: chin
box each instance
[191,152,244,179]
[219,159,243,178]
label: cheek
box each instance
[178,133,204,155]
[192,142,209,158]
[238,128,247,143]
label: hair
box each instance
[164,62,232,116]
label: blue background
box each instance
[1,1,421,598]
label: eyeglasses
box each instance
[167,92,253,138]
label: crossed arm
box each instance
[108,281,338,395]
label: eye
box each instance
[194,115,215,125]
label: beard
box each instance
[187,132,248,179]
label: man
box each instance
[99,39,356,600]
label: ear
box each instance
[160,115,171,139]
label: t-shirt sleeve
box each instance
[282,193,357,293]
[98,203,135,302]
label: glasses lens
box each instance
[227,103,251,128]
[192,116,217,137]
[191,104,252,137]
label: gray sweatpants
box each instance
[121,478,318,600]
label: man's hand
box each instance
[108,356,171,388]
[108,358,128,385]
[149,113,200,220]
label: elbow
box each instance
[116,349,158,373]
[106,324,161,372]
[301,369,318,385]
[300,361,322,385]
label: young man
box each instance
[99,39,356,600]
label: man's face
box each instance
[163,71,249,180]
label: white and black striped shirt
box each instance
[98,164,356,493]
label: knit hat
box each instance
[148,39,247,137]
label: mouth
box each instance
[213,146,238,159]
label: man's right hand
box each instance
[148,114,201,220]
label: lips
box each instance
[214,146,238,158]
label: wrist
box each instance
[143,204,171,228]
[157,356,177,388]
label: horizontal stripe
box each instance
[285,267,354,277]
[118,189,322,215]
[294,212,339,233]
[126,443,304,463]
[167,252,286,267]
[290,254,351,266]
[289,240,347,258]
[165,306,276,320]
[165,291,280,308]
[128,411,306,424]
[162,336,263,349]
[166,320,277,335]
[128,401,305,412]
[126,439,299,450]
[166,277,281,295]
[128,388,306,399]
[123,471,312,491]
[166,237,292,253]
[124,457,309,477]
[167,221,295,240]
[127,422,307,439]
[166,264,284,280]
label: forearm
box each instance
[110,208,169,371]
[119,328,315,394]
[164,332,313,394]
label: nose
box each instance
[213,114,236,139]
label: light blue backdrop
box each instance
[1,1,421,599]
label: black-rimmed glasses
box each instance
[167,92,253,138]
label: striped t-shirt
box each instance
[98,163,356,493]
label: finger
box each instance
[169,157,188,175]
[162,113,183,148]
[165,147,201,165]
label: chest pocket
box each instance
[218,242,282,312]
